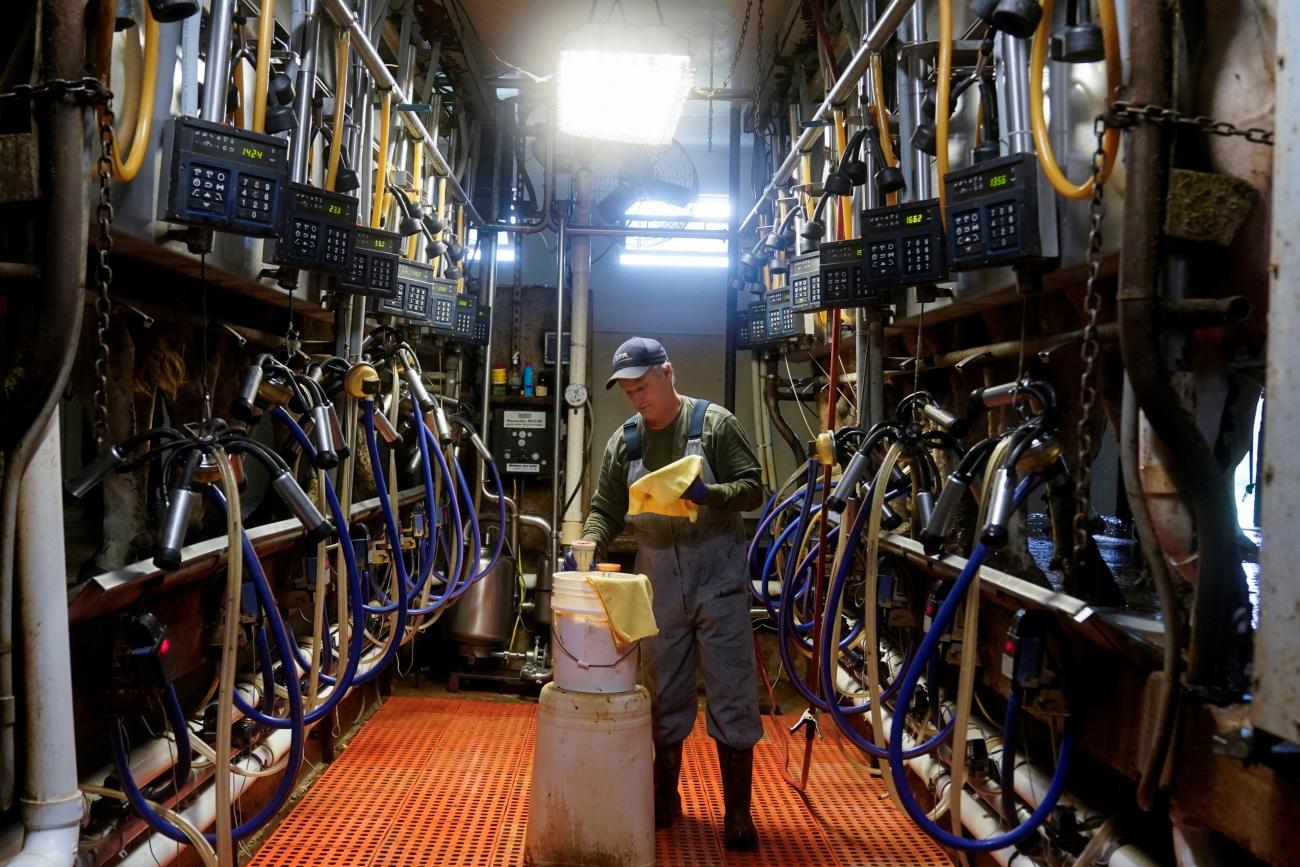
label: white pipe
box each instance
[82,684,263,790]
[10,415,82,867]
[115,729,294,867]
[832,657,1158,867]
[561,171,591,543]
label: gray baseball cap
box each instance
[604,337,669,389]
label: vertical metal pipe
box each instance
[479,232,499,438]
[725,100,742,411]
[866,311,885,425]
[899,2,931,199]
[181,11,201,116]
[1000,34,1034,155]
[201,0,238,122]
[549,220,567,568]
[290,2,322,184]
[857,0,879,425]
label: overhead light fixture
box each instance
[557,21,694,146]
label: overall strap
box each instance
[688,399,710,441]
[622,415,643,462]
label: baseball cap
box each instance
[605,337,669,389]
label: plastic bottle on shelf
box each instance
[507,352,522,395]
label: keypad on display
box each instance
[953,209,981,257]
[371,257,395,292]
[987,202,1018,250]
[188,165,227,214]
[237,176,276,224]
[903,236,934,275]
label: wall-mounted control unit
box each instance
[375,258,436,322]
[944,153,1044,270]
[336,227,401,298]
[764,287,799,341]
[736,302,767,350]
[454,297,491,346]
[423,274,459,336]
[862,198,949,291]
[491,408,554,476]
[819,238,887,308]
[267,183,357,273]
[162,116,288,236]
[789,251,823,312]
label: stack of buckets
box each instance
[525,542,654,867]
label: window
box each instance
[467,229,516,264]
[620,194,729,269]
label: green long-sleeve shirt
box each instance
[581,396,766,550]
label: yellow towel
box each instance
[586,573,658,649]
[627,454,704,522]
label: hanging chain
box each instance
[0,76,111,107]
[1106,100,1274,146]
[93,95,117,450]
[1070,116,1108,571]
[1,77,115,447]
[1071,100,1273,569]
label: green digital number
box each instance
[988,173,1009,188]
[374,239,386,249]
[327,203,343,215]
[241,146,264,161]
[905,213,924,225]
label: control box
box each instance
[491,408,554,476]
[454,296,491,346]
[862,198,949,291]
[335,227,401,299]
[421,270,459,336]
[819,238,887,308]
[266,183,357,273]
[789,251,822,312]
[161,116,288,236]
[736,302,767,350]
[944,153,1043,270]
[544,331,571,365]
[764,286,799,341]
[376,258,437,322]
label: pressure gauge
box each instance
[565,383,588,407]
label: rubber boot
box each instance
[715,742,759,851]
[654,741,683,829]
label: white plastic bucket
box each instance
[526,684,654,866]
[550,571,640,693]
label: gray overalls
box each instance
[623,399,762,750]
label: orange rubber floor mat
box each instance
[250,697,950,867]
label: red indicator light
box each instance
[1003,640,1015,654]
[159,638,171,656]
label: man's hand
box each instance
[681,476,709,504]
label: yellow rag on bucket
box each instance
[586,573,658,649]
[627,454,704,522]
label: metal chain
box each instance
[2,76,117,447]
[1106,100,1274,146]
[1070,115,1108,571]
[93,94,116,451]
[0,76,111,106]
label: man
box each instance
[579,337,766,851]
